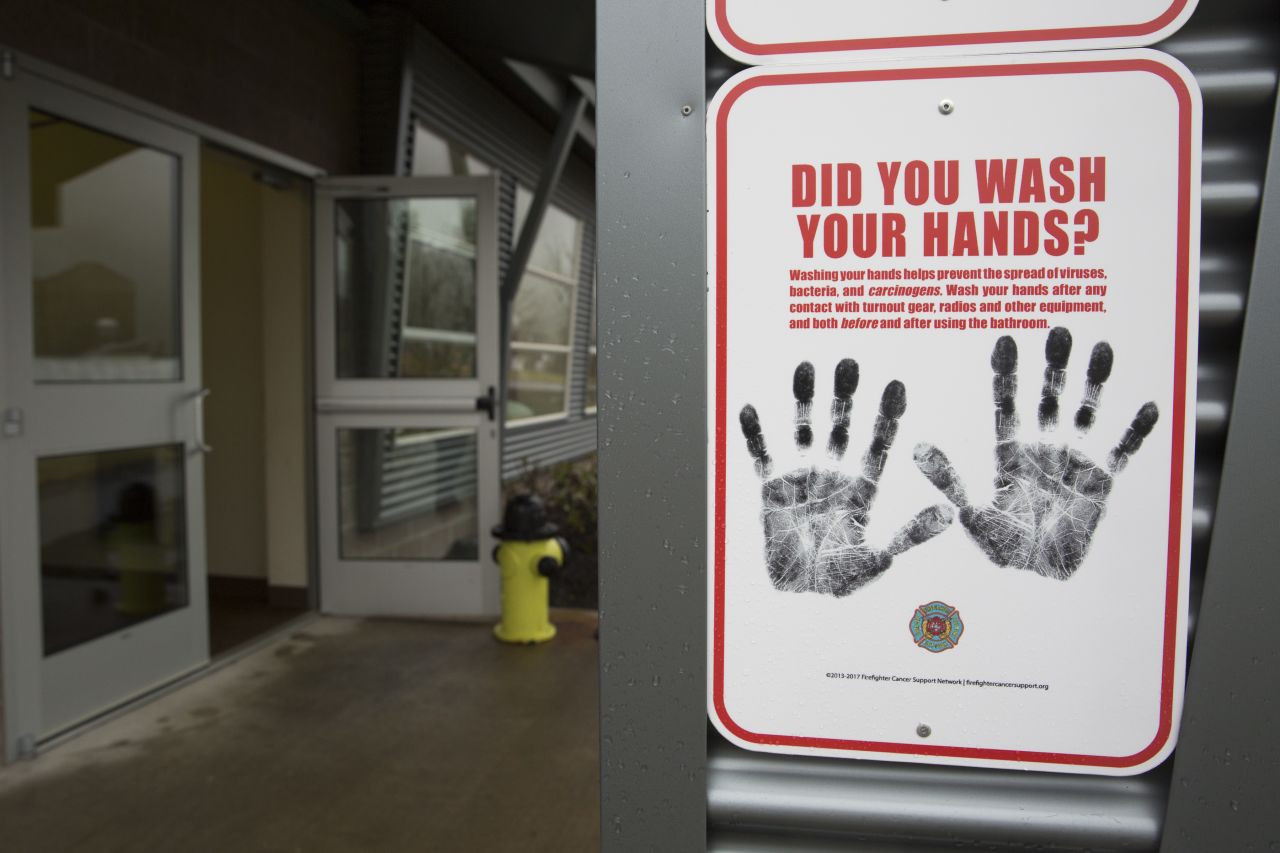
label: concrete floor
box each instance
[0,614,601,852]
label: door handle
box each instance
[475,385,497,421]
[192,388,212,453]
[2,407,22,438]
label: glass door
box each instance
[0,72,208,757]
[314,176,501,616]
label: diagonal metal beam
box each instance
[504,60,597,148]
[502,88,587,304]
[569,75,596,106]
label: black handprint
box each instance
[913,327,1159,581]
[739,361,954,597]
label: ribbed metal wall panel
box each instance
[567,222,597,417]
[402,26,598,480]
[708,740,1167,852]
[374,433,478,525]
[498,172,517,292]
[502,418,598,480]
[706,8,1279,850]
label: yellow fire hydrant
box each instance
[492,494,569,644]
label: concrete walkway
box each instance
[0,615,600,852]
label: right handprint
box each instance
[912,327,1159,581]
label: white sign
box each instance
[709,0,1199,64]
[707,51,1201,775]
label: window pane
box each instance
[39,445,188,656]
[411,124,491,177]
[338,428,479,560]
[399,338,475,379]
[507,189,582,423]
[511,272,573,346]
[508,349,569,419]
[514,187,582,279]
[402,236,478,376]
[411,196,478,247]
[335,197,477,379]
[30,110,181,382]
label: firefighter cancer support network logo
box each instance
[910,601,964,653]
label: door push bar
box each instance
[191,388,212,454]
[316,394,495,417]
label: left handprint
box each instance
[739,360,954,597]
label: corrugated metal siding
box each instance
[503,418,598,481]
[707,739,1167,852]
[404,26,598,479]
[706,10,1279,851]
[498,172,517,292]
[567,222,596,416]
[376,432,478,525]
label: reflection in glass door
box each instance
[337,427,480,562]
[39,445,189,656]
[336,196,482,380]
[315,177,500,617]
[28,109,182,382]
[0,71,208,758]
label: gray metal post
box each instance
[597,0,708,849]
[1160,84,1280,853]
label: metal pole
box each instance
[597,0,708,849]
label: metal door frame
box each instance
[0,68,208,760]
[313,175,503,617]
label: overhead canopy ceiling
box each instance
[399,0,595,79]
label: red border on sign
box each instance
[713,0,1192,57]
[711,59,1193,769]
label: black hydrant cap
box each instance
[492,492,560,541]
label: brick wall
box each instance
[0,0,364,172]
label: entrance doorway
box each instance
[0,70,316,760]
[0,66,503,760]
[199,145,312,656]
